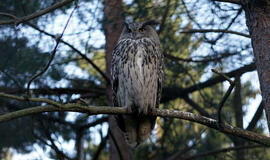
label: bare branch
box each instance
[182,95,211,118]
[180,29,249,38]
[27,5,77,97]
[0,87,106,96]
[92,132,109,160]
[162,63,256,103]
[211,0,242,5]
[164,52,238,63]
[158,0,171,34]
[26,22,110,84]
[212,69,235,125]
[0,0,76,25]
[246,102,264,131]
[0,92,270,146]
[212,69,234,84]
[183,145,264,160]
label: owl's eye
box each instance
[139,28,146,33]
[127,28,132,33]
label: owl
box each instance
[111,20,164,148]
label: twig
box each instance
[25,22,110,84]
[164,52,238,63]
[158,0,171,34]
[92,131,109,160]
[183,144,264,160]
[211,69,234,85]
[0,0,75,25]
[0,92,61,107]
[212,0,242,5]
[212,69,235,126]
[26,4,78,97]
[180,29,249,38]
[246,101,264,131]
[162,63,256,103]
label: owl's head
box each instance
[119,20,159,41]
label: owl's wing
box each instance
[150,44,164,130]
[156,46,164,109]
[111,44,126,132]
[111,47,119,108]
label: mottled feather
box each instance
[111,21,164,147]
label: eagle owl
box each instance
[111,20,164,147]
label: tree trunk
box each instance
[243,0,270,133]
[103,0,133,160]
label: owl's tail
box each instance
[122,116,153,148]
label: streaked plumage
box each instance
[111,20,164,147]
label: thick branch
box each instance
[0,96,270,146]
[162,63,256,103]
[0,0,75,25]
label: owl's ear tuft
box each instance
[142,20,159,28]
[123,21,132,32]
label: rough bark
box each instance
[103,0,133,159]
[243,0,270,132]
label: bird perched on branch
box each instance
[111,20,164,148]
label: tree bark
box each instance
[103,0,133,160]
[243,0,270,133]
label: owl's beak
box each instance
[132,32,136,39]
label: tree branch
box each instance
[162,63,256,103]
[211,0,242,5]
[92,132,109,160]
[246,101,264,131]
[0,87,106,97]
[212,69,235,125]
[0,92,270,146]
[26,22,110,84]
[26,4,77,97]
[180,29,249,38]
[0,0,76,25]
[183,144,264,160]
[182,95,211,118]
[164,52,238,63]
